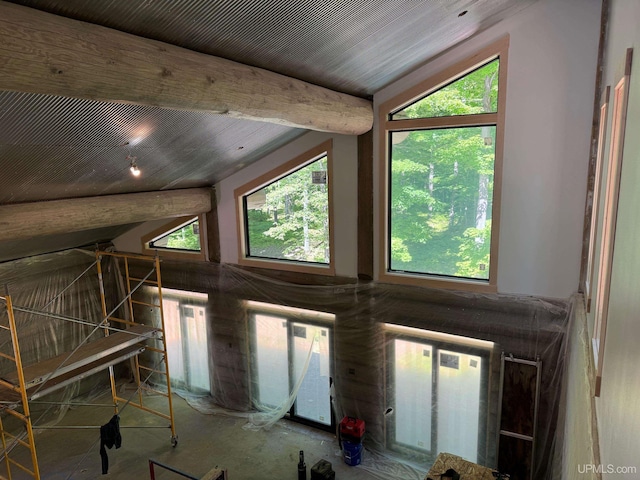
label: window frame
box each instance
[377,37,509,292]
[234,140,335,275]
[247,301,336,432]
[160,288,211,394]
[592,48,633,397]
[584,86,611,312]
[141,214,207,261]
[384,324,493,462]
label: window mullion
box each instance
[386,112,498,131]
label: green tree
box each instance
[164,220,201,251]
[455,221,492,278]
[389,59,499,279]
[246,157,329,263]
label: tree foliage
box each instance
[246,157,329,263]
[155,219,201,251]
[389,59,499,280]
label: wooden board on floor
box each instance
[201,467,227,480]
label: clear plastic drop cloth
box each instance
[1,249,573,480]
[0,250,124,448]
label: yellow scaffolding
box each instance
[96,251,177,446]
[0,251,177,479]
[0,294,40,480]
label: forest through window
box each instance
[243,154,330,265]
[386,56,502,283]
[149,217,201,252]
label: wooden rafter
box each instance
[0,188,212,241]
[0,2,373,135]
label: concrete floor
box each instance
[6,390,427,480]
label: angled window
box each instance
[235,140,335,275]
[150,217,201,251]
[379,37,508,292]
[391,59,499,120]
[593,49,633,397]
[584,86,611,312]
[142,215,207,261]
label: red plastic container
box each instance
[340,416,365,442]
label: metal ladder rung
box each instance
[1,407,29,424]
[140,385,169,398]
[107,316,138,327]
[0,377,20,391]
[128,277,158,285]
[0,351,16,361]
[139,365,166,375]
[144,346,165,354]
[8,456,35,476]
[114,397,171,421]
[3,430,32,449]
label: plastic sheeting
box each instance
[0,250,119,429]
[1,249,571,479]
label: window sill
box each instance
[377,270,497,293]
[237,256,336,276]
[142,247,207,262]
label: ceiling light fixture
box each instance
[127,155,141,177]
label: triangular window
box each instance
[391,59,499,120]
[141,215,207,261]
[149,217,201,251]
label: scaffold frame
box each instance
[0,251,177,479]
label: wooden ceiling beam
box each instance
[0,188,212,242]
[0,2,373,135]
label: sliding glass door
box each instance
[252,312,333,429]
[389,332,488,463]
[291,322,332,425]
[162,289,210,393]
[394,339,433,451]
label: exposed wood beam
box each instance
[0,2,373,135]
[0,188,211,242]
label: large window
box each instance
[161,288,210,393]
[248,301,334,430]
[379,38,508,291]
[592,49,633,397]
[584,86,610,312]
[235,140,335,275]
[386,325,492,463]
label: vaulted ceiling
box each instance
[0,0,537,262]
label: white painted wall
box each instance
[588,1,640,477]
[374,0,601,298]
[112,218,168,254]
[216,131,359,277]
